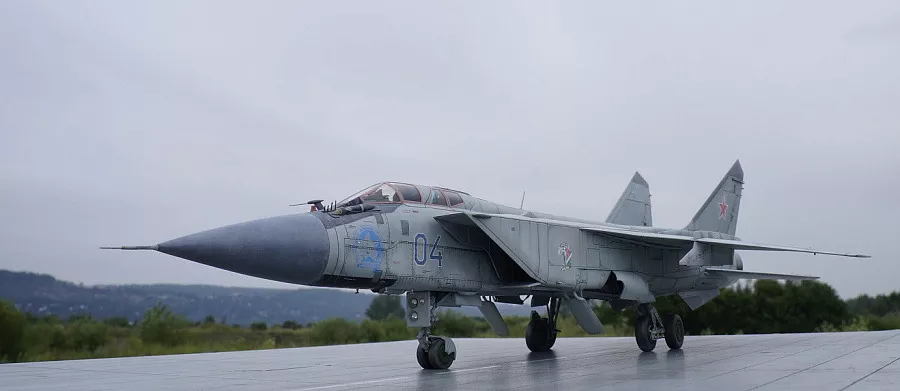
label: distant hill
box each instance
[0,270,532,325]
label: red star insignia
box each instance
[718,194,728,219]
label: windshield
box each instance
[337,183,379,206]
[337,183,401,206]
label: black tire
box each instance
[634,315,657,352]
[526,318,554,352]
[416,345,433,369]
[664,313,685,350]
[427,339,455,370]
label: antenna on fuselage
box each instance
[519,191,526,209]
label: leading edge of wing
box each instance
[705,267,819,280]
[436,212,870,258]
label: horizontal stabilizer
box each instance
[705,267,818,280]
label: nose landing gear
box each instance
[407,292,457,370]
[416,328,456,370]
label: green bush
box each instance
[104,317,131,328]
[380,318,416,341]
[4,281,899,364]
[310,318,362,345]
[48,324,70,350]
[432,310,490,337]
[140,303,188,346]
[867,314,900,331]
[360,319,385,342]
[68,319,108,352]
[593,301,626,328]
[67,313,93,323]
[366,295,406,320]
[0,300,26,362]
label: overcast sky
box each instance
[1,1,898,298]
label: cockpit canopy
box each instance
[338,182,467,207]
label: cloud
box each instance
[1,1,898,297]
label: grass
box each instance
[6,313,638,363]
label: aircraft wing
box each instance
[442,212,869,258]
[578,226,695,248]
[581,226,869,258]
[692,238,869,258]
[704,267,819,280]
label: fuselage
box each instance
[153,182,740,302]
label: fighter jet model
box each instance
[104,160,868,369]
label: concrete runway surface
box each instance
[3,330,899,391]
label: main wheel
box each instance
[416,345,433,369]
[634,315,657,352]
[664,313,685,350]
[525,318,556,352]
[427,339,455,369]
[546,328,558,350]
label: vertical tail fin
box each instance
[606,172,652,227]
[684,160,744,235]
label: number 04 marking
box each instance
[414,233,443,267]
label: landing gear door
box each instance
[341,212,391,279]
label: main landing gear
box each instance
[633,303,684,352]
[525,297,560,352]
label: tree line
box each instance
[1,279,899,363]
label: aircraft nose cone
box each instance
[157,213,329,285]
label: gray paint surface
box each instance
[3,331,898,390]
[101,163,866,352]
[605,172,652,227]
[158,213,329,285]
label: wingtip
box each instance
[728,159,744,180]
[631,171,648,187]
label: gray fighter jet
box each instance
[104,160,868,369]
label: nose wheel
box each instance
[407,292,457,370]
[415,328,456,369]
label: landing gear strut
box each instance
[633,303,683,352]
[526,297,560,352]
[407,292,457,370]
